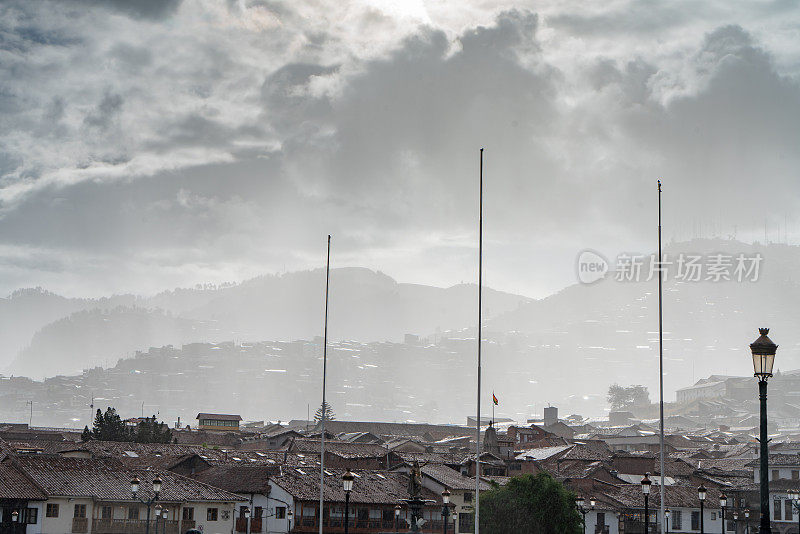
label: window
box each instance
[786,499,794,520]
[772,469,780,480]
[101,506,112,519]
[597,513,605,527]
[275,507,285,520]
[509,462,521,471]
[207,508,218,521]
[793,470,799,480]
[128,507,140,520]
[691,511,700,531]
[46,504,59,518]
[74,504,87,519]
[672,510,682,530]
[774,499,781,520]
[459,513,475,533]
[182,507,194,521]
[711,512,716,520]
[369,509,381,519]
[463,492,473,503]
[253,507,262,520]
[21,508,38,524]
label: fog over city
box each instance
[2,0,800,427]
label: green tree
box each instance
[90,407,131,441]
[607,384,651,411]
[133,415,173,444]
[314,401,335,423]
[479,473,582,534]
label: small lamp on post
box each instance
[287,508,293,532]
[155,505,162,534]
[719,494,727,534]
[744,509,750,534]
[751,327,777,534]
[395,504,401,533]
[11,510,18,523]
[788,489,800,534]
[342,469,355,534]
[698,484,707,534]
[642,473,652,534]
[441,489,451,534]
[576,497,592,534]
[243,506,251,534]
[665,508,671,534]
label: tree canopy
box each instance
[479,473,583,534]
[607,383,651,411]
[314,401,335,423]
[82,407,173,443]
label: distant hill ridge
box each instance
[4,267,531,378]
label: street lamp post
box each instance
[744,509,750,534]
[665,508,670,534]
[395,505,401,533]
[720,494,727,534]
[441,489,451,534]
[698,485,707,534]
[642,473,652,534]
[576,497,595,534]
[162,508,168,533]
[132,476,163,534]
[287,509,293,533]
[788,490,800,534]
[751,328,777,534]
[155,505,162,534]
[342,469,354,534]
[244,506,251,534]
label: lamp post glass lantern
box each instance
[698,484,706,534]
[789,490,800,534]
[642,473,652,534]
[395,505,401,533]
[342,469,355,534]
[751,327,778,534]
[441,489,451,534]
[576,496,593,534]
[719,494,727,534]
[665,508,670,534]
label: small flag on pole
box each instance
[492,392,498,405]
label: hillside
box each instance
[4,268,531,377]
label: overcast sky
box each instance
[1,0,799,299]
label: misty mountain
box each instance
[0,288,137,369]
[10,307,211,378]
[4,268,531,377]
[482,239,800,411]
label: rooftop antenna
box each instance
[319,234,331,534]
[475,148,484,534]
[657,180,666,532]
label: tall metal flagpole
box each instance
[319,235,331,534]
[475,148,484,534]
[657,181,666,532]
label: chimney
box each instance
[544,406,558,427]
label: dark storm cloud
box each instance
[79,0,184,20]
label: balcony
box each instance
[91,519,180,534]
[72,518,88,533]
[292,517,450,532]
